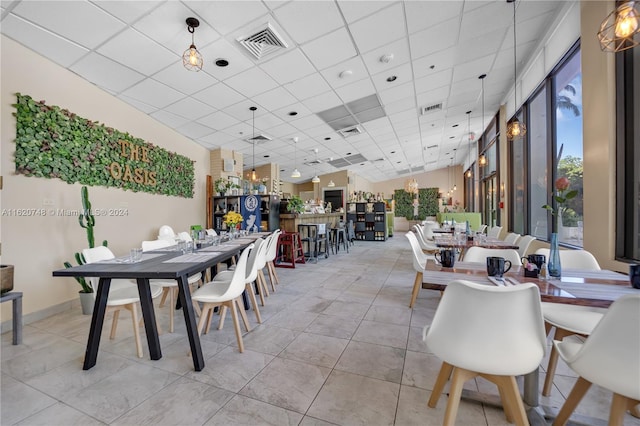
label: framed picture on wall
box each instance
[228,176,240,186]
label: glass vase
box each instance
[548,232,561,278]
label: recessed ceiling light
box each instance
[429,65,435,69]
[288,111,297,116]
[346,152,351,155]
[263,155,270,158]
[386,75,397,82]
[324,137,331,140]
[215,58,229,67]
[360,163,365,166]
[280,169,285,172]
[396,161,401,164]
[391,151,396,154]
[449,136,455,139]
[452,124,459,127]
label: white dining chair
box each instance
[405,232,430,309]
[463,247,522,266]
[158,225,176,241]
[503,232,521,245]
[82,246,162,358]
[191,245,252,353]
[487,225,503,239]
[534,248,607,396]
[141,239,202,332]
[423,280,546,425]
[516,235,536,257]
[205,228,217,236]
[552,294,640,426]
[412,225,438,253]
[264,229,282,289]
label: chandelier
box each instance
[405,178,419,195]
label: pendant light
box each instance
[478,74,487,167]
[249,106,257,181]
[506,0,527,140]
[291,137,301,178]
[598,1,639,52]
[311,148,320,183]
[466,110,473,178]
[182,17,203,72]
[328,180,335,187]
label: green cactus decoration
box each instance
[64,186,108,293]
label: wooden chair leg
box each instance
[236,297,251,332]
[495,378,515,423]
[159,288,169,307]
[266,266,276,292]
[428,361,454,408]
[630,402,640,418]
[258,270,270,297]
[609,394,638,426]
[196,305,211,335]
[254,280,266,307]
[268,261,280,284]
[246,283,262,323]
[543,327,573,396]
[168,287,175,333]
[110,308,120,339]
[443,367,477,426]
[493,375,527,426]
[228,300,244,353]
[409,271,423,308]
[552,377,592,426]
[128,303,143,358]
[215,306,227,332]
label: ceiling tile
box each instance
[197,130,238,146]
[453,27,507,64]
[274,1,343,44]
[302,91,342,113]
[185,0,269,36]
[383,97,416,115]
[405,0,463,34]
[415,68,453,94]
[271,102,313,121]
[176,121,215,140]
[254,112,284,131]
[284,73,333,101]
[163,97,215,120]
[12,0,125,49]
[198,37,255,81]
[410,17,460,60]
[118,94,158,114]
[412,49,455,79]
[120,78,185,109]
[300,28,357,71]
[361,38,410,76]
[371,62,412,92]
[335,78,376,104]
[290,114,326,132]
[91,1,163,24]
[349,3,406,54]
[263,122,299,139]
[252,86,298,112]
[70,52,145,93]
[196,111,241,130]
[1,14,89,67]
[337,0,394,24]
[260,48,316,85]
[224,66,279,98]
[378,81,414,106]
[224,99,269,122]
[321,56,369,89]
[192,82,244,109]
[97,28,177,75]
[152,61,218,96]
[150,110,190,129]
[416,86,450,110]
[452,54,495,83]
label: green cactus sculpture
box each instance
[64,186,108,293]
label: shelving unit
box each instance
[346,202,387,241]
[212,194,280,233]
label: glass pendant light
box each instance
[598,1,639,52]
[466,111,473,178]
[478,74,487,167]
[182,18,203,72]
[506,0,527,140]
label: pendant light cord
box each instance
[512,0,518,114]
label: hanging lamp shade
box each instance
[291,137,300,178]
[478,74,487,166]
[598,1,640,52]
[328,180,335,187]
[312,175,320,183]
[507,0,526,140]
[249,106,257,181]
[291,168,301,178]
[182,18,203,72]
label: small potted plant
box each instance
[286,195,305,215]
[214,178,226,196]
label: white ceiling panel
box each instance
[176,121,215,140]
[274,1,344,45]
[452,54,495,83]
[152,62,217,96]
[1,14,89,67]
[409,17,460,60]
[263,122,299,139]
[197,130,239,146]
[252,87,298,112]
[150,110,190,129]
[260,48,316,85]
[120,78,184,109]
[383,97,416,116]
[300,28,357,71]
[414,68,453,95]
[91,1,163,25]
[405,0,463,35]
[97,28,176,75]
[349,3,406,54]
[271,102,313,121]
[197,37,255,81]
[118,94,158,114]
[185,0,269,37]
[163,97,215,121]
[12,0,125,49]
[224,66,279,98]
[459,2,511,41]
[371,62,412,93]
[378,81,414,106]
[302,91,342,114]
[453,27,508,63]
[320,56,369,89]
[335,78,376,104]
[361,38,411,76]
[337,0,393,24]
[284,73,333,101]
[192,82,244,110]
[70,52,145,93]
[412,48,456,79]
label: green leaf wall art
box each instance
[13,94,195,198]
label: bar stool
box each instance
[331,223,349,253]
[275,231,305,268]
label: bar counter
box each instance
[279,213,344,232]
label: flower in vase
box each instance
[542,176,578,226]
[223,211,243,230]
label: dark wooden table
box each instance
[421,261,634,423]
[52,233,269,371]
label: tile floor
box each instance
[2,235,638,425]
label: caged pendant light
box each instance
[506,0,527,140]
[598,1,639,52]
[478,74,487,167]
[466,111,473,178]
[182,17,203,72]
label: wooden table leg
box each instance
[83,278,110,370]
[176,274,204,371]
[136,278,161,361]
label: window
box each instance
[616,42,640,262]
[529,86,549,240]
[510,109,526,235]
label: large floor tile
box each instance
[240,324,299,355]
[352,320,409,349]
[335,340,405,383]
[1,373,57,425]
[279,332,348,368]
[204,394,303,426]
[306,369,400,426]
[16,402,105,426]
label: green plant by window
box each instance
[13,94,194,198]
[286,195,305,214]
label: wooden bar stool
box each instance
[275,231,305,268]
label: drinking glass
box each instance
[130,248,143,263]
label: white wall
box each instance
[1,36,211,323]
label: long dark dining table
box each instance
[52,232,270,371]
[433,236,520,260]
[421,260,634,423]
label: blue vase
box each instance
[548,232,561,278]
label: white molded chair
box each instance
[205,228,217,236]
[487,225,503,239]
[264,229,282,288]
[552,294,640,426]
[475,224,487,234]
[412,225,438,253]
[421,222,438,241]
[209,238,265,324]
[177,231,192,242]
[516,235,536,257]
[141,239,202,332]
[256,233,275,293]
[82,246,162,358]
[158,225,176,241]
[463,247,522,266]
[503,232,521,245]
[191,245,253,353]
[423,280,546,426]
[534,248,607,396]
[405,232,429,308]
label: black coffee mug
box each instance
[630,264,640,289]
[522,254,546,271]
[487,256,512,277]
[435,249,456,268]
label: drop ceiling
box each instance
[0,0,570,183]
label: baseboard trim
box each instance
[1,299,75,333]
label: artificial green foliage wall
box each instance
[13,94,195,198]
[394,187,439,220]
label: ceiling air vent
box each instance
[237,23,288,60]
[337,125,363,138]
[245,134,272,144]
[420,103,443,115]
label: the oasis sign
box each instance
[14,94,194,198]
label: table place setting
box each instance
[97,252,165,264]
[162,252,221,263]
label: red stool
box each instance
[275,231,305,268]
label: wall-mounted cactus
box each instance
[64,186,108,293]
